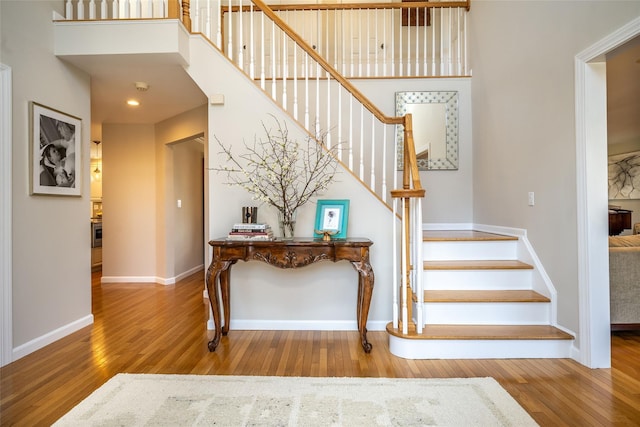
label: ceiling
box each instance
[73,53,208,142]
[80,36,640,148]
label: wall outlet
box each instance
[528,192,535,206]
[177,199,182,208]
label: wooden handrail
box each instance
[225,1,470,13]
[249,0,404,127]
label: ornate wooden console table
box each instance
[206,238,374,353]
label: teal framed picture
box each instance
[314,199,349,239]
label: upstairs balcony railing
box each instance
[63,0,470,79]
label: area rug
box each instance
[53,374,538,426]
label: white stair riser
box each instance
[424,240,518,261]
[420,302,551,325]
[389,336,573,359]
[423,270,533,290]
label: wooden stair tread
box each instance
[423,230,518,242]
[423,259,533,270]
[420,290,550,303]
[386,324,574,340]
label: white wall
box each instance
[2,0,92,358]
[187,36,396,328]
[102,124,158,280]
[155,105,208,281]
[469,1,640,340]
[353,78,473,223]
[172,139,205,274]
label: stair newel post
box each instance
[390,114,425,333]
[169,0,191,31]
[182,0,192,32]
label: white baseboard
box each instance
[12,314,94,361]
[102,265,204,285]
[229,319,387,332]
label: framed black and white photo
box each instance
[30,102,82,196]
[314,199,349,239]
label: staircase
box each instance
[387,229,574,359]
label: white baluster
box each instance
[260,11,265,90]
[281,31,287,110]
[359,105,364,180]
[431,8,436,75]
[358,8,362,77]
[423,7,428,75]
[381,127,387,202]
[349,11,354,77]
[382,10,387,77]
[463,10,468,75]
[448,8,453,75]
[89,0,96,19]
[401,198,408,334]
[189,0,197,28]
[77,0,84,19]
[66,0,73,19]
[304,54,309,129]
[390,9,395,77]
[131,0,140,18]
[315,63,320,134]
[122,0,129,18]
[227,0,233,61]
[440,7,444,75]
[348,99,353,170]
[337,89,342,162]
[398,8,403,76]
[415,8,420,76]
[370,116,375,192]
[374,9,379,77]
[100,0,107,19]
[249,3,255,79]
[392,197,399,329]
[271,21,276,99]
[325,75,330,147]
[237,0,243,70]
[365,9,370,77]
[415,198,423,333]
[293,45,298,120]
[216,0,222,46]
[112,0,119,19]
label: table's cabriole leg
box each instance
[351,251,375,353]
[220,267,232,335]
[206,257,234,352]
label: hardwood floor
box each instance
[1,270,640,426]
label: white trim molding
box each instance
[0,63,12,367]
[575,16,640,369]
[12,315,94,361]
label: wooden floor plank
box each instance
[1,270,639,426]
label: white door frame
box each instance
[576,17,640,368]
[1,63,13,367]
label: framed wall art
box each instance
[314,199,349,239]
[30,102,82,196]
[608,150,640,200]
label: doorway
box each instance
[577,16,640,368]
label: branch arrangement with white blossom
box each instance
[212,116,341,223]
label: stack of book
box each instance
[227,223,274,240]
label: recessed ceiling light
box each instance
[127,99,140,106]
